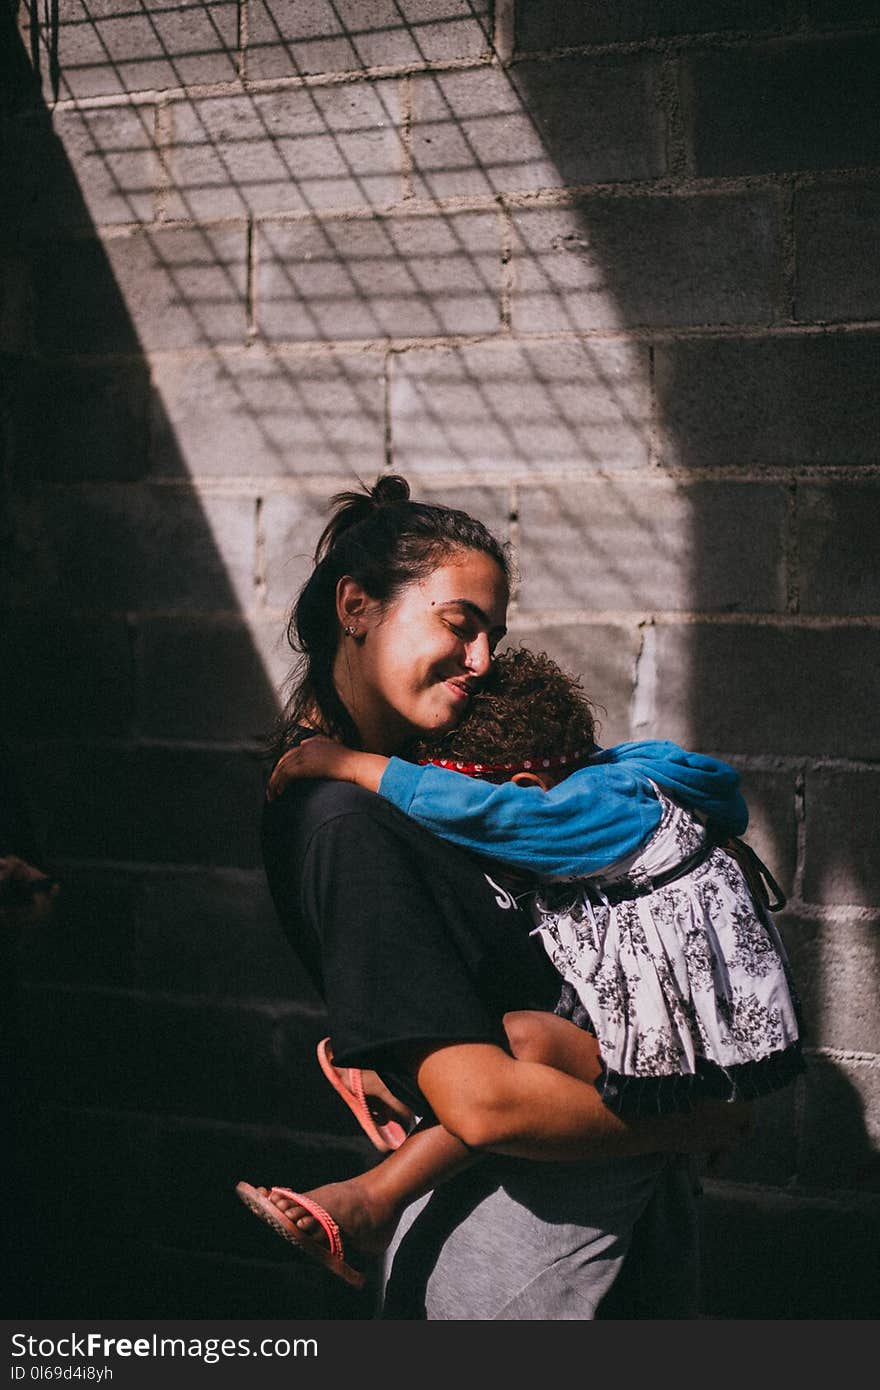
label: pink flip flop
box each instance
[235,1181,365,1290]
[316,1036,408,1153]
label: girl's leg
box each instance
[264,1121,474,1253]
[262,1015,600,1255]
[503,1010,603,1085]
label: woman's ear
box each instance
[336,575,375,632]
[510,770,551,791]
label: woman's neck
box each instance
[323,675,403,761]
[332,654,409,756]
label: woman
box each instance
[257,474,748,1318]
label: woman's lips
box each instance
[445,679,473,703]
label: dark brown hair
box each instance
[413,646,601,775]
[273,474,512,756]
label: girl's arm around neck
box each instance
[267,735,389,800]
[378,756,661,878]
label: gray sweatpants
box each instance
[381,1152,700,1321]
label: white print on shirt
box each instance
[484,873,517,910]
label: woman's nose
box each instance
[464,632,492,676]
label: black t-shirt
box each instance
[261,771,561,1114]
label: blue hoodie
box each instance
[378,740,748,880]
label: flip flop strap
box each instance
[269,1188,344,1259]
[345,1063,369,1115]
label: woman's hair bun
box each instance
[370,474,410,506]
[315,474,412,560]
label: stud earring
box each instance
[344,624,358,637]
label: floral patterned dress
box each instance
[532,788,804,1115]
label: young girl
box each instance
[238,647,801,1285]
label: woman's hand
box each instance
[267,737,389,801]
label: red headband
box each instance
[420,749,592,780]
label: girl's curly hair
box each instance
[413,646,601,773]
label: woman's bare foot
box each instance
[259,1176,401,1256]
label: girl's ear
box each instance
[510,770,551,791]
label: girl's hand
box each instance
[267,737,390,801]
[267,736,353,800]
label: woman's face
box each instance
[336,548,509,754]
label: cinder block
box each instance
[410,57,664,200]
[792,0,880,21]
[0,613,134,737]
[795,181,880,323]
[684,37,880,175]
[699,1178,880,1317]
[137,617,283,742]
[502,621,642,748]
[246,0,492,80]
[10,358,151,481]
[35,743,265,868]
[5,14,43,113]
[515,479,787,612]
[277,1011,401,1137]
[10,484,256,614]
[798,1052,880,1192]
[27,1,240,102]
[163,83,404,220]
[511,194,780,331]
[133,867,314,1002]
[22,989,304,1125]
[0,255,33,353]
[148,350,386,479]
[651,624,880,758]
[735,769,798,898]
[51,104,158,227]
[780,914,880,1053]
[416,481,512,536]
[34,226,249,354]
[20,984,153,1109]
[797,483,880,615]
[29,237,137,355]
[256,211,501,342]
[697,1083,799,1188]
[390,339,652,475]
[14,865,139,991]
[150,1121,377,1258]
[249,614,295,696]
[516,1,793,50]
[655,334,880,468]
[261,490,346,610]
[144,997,318,1123]
[139,1243,376,1319]
[803,768,880,906]
[13,1105,159,1315]
[3,104,154,234]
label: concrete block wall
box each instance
[2,1,878,1318]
